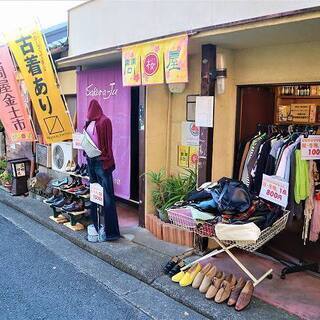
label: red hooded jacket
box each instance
[86,99,115,171]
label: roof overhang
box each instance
[57,9,320,68]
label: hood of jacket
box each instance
[87,99,103,121]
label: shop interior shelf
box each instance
[278,95,320,99]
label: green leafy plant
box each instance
[0,159,8,173]
[0,170,12,185]
[147,168,197,222]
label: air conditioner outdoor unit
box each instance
[51,141,73,172]
[36,143,52,168]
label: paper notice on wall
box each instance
[189,146,199,169]
[178,145,189,167]
[181,122,199,146]
[195,96,214,127]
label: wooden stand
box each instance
[49,215,68,224]
[63,222,85,231]
[62,209,86,226]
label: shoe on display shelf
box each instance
[51,197,70,208]
[68,185,86,193]
[74,187,90,196]
[84,200,92,209]
[63,201,84,212]
[65,160,72,172]
[43,194,61,204]
[69,160,77,172]
[52,177,69,187]
[75,164,85,175]
[71,164,80,173]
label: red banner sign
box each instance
[0,45,35,142]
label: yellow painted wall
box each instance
[145,53,201,214]
[169,54,201,174]
[58,70,77,95]
[212,41,320,180]
[212,48,236,180]
[145,84,169,213]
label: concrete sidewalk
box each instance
[0,189,297,320]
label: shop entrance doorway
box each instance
[234,84,320,267]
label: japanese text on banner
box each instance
[141,42,164,85]
[0,45,35,142]
[122,46,141,86]
[164,35,188,83]
[8,27,74,143]
[259,174,289,207]
[301,135,320,160]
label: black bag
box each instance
[214,177,252,213]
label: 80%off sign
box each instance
[259,174,289,208]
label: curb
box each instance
[0,192,298,320]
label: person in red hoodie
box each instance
[85,99,120,241]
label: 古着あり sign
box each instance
[8,27,74,143]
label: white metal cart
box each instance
[168,208,289,287]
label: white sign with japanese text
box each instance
[90,183,104,206]
[72,132,84,150]
[181,122,200,146]
[259,174,289,208]
[301,135,320,160]
[195,96,214,128]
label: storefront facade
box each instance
[57,1,320,223]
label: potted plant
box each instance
[147,168,197,222]
[0,159,8,174]
[0,170,12,190]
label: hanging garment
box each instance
[302,161,316,244]
[238,140,251,180]
[276,136,301,182]
[294,149,310,204]
[252,139,271,194]
[242,134,266,187]
[287,149,303,224]
[265,138,284,175]
[310,197,320,242]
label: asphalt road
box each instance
[0,204,206,320]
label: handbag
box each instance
[81,129,102,158]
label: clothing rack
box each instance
[241,123,320,278]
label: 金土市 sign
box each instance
[0,45,35,143]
